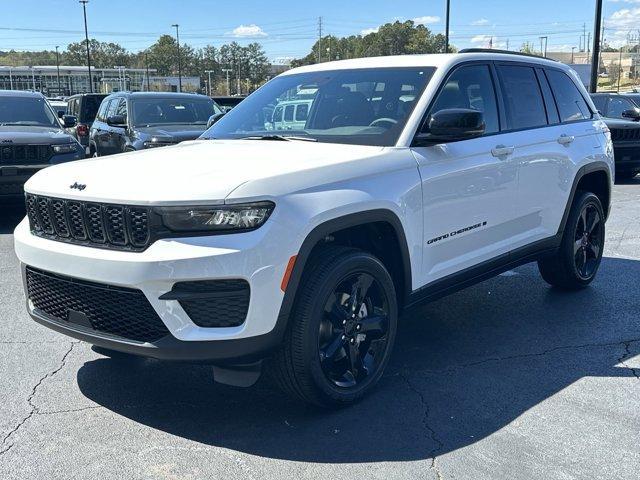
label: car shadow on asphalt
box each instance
[75,257,640,463]
[0,201,25,234]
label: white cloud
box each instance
[228,24,267,38]
[471,18,490,25]
[602,8,640,47]
[470,34,506,49]
[471,34,492,44]
[360,27,379,36]
[412,15,441,25]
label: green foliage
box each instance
[291,20,453,67]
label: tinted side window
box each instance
[115,98,127,118]
[284,105,294,122]
[606,96,635,119]
[590,95,608,114]
[106,99,120,118]
[295,103,309,121]
[497,65,547,130]
[545,69,591,122]
[96,99,111,122]
[430,64,499,134]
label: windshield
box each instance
[0,96,59,127]
[132,97,221,127]
[201,67,435,146]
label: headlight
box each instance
[143,140,175,148]
[158,202,275,233]
[53,143,80,154]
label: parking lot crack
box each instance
[399,372,445,480]
[0,341,77,455]
[619,341,640,381]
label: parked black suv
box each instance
[591,93,640,180]
[89,92,221,156]
[65,93,107,156]
[0,90,84,197]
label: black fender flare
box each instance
[272,209,413,340]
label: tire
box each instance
[538,191,605,289]
[269,246,398,407]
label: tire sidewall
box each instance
[298,251,398,404]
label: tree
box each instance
[65,39,131,68]
[291,20,453,67]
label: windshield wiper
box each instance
[239,134,317,142]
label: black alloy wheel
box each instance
[573,203,603,280]
[318,272,390,388]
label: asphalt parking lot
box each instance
[1,181,639,480]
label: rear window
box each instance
[80,95,107,123]
[131,97,218,127]
[497,65,547,130]
[545,70,591,122]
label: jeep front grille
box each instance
[25,194,151,251]
[610,127,640,142]
[0,144,52,166]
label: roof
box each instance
[0,89,43,98]
[106,91,211,99]
[282,52,567,76]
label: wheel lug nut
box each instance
[342,319,347,325]
[356,324,361,331]
[341,335,346,340]
[352,314,356,318]
[350,338,355,344]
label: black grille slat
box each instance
[50,199,70,238]
[25,194,151,251]
[611,128,640,142]
[26,267,170,343]
[0,144,51,166]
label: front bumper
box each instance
[613,142,640,172]
[14,216,298,362]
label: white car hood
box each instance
[24,139,385,205]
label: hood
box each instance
[0,126,73,145]
[601,117,640,128]
[135,124,207,143]
[24,139,386,205]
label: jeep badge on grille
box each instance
[69,182,86,191]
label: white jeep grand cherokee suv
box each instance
[15,50,614,407]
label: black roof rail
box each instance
[459,48,559,62]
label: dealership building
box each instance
[0,65,201,95]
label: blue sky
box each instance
[2,0,639,62]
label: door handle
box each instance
[557,134,575,145]
[491,145,515,157]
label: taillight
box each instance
[77,124,88,136]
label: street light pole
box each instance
[172,24,182,92]
[79,0,93,93]
[539,36,548,57]
[571,46,576,64]
[444,0,450,53]
[145,52,151,91]
[205,70,215,96]
[55,46,61,94]
[222,68,231,96]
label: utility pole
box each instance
[317,17,323,63]
[205,70,215,96]
[172,24,182,92]
[539,36,548,57]
[79,0,93,93]
[590,0,603,93]
[145,52,151,91]
[506,39,509,51]
[444,0,451,53]
[55,46,61,95]
[222,68,231,96]
[571,46,576,64]
[583,23,587,52]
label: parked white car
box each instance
[15,50,614,406]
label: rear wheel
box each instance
[269,246,398,407]
[538,191,605,289]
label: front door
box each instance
[411,63,519,286]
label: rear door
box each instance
[501,64,599,247]
[411,62,520,284]
[91,99,113,156]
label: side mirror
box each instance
[62,115,77,128]
[206,112,226,129]
[106,114,127,128]
[621,108,640,121]
[415,108,485,145]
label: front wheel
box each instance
[269,246,398,407]
[538,191,605,289]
